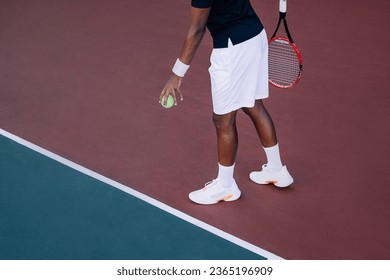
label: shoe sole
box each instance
[189,190,241,205]
[250,175,293,188]
[274,179,293,188]
[221,191,241,202]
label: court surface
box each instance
[0,132,272,259]
[1,0,389,259]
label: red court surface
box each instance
[1,0,389,259]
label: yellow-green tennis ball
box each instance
[161,95,174,109]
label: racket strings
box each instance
[269,40,301,87]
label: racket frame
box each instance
[268,0,303,89]
[268,36,303,89]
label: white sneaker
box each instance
[250,164,293,188]
[189,179,241,205]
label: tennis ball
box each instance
[161,95,174,109]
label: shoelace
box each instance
[203,179,218,191]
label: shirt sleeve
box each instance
[191,0,213,8]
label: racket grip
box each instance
[279,0,287,13]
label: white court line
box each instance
[0,128,284,260]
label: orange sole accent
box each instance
[265,180,278,184]
[223,194,233,201]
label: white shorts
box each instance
[208,29,269,115]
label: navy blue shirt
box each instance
[191,0,264,48]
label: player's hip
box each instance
[209,29,267,73]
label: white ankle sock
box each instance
[217,163,235,188]
[263,144,283,172]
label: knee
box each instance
[242,106,258,119]
[212,112,236,131]
[242,100,265,118]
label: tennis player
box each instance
[160,0,293,205]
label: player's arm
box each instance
[160,7,211,106]
[179,7,211,65]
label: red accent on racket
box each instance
[268,0,303,89]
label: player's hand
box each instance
[160,74,183,106]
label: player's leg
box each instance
[188,111,241,204]
[212,111,238,167]
[242,99,277,148]
[243,100,293,187]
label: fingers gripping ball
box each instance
[161,95,174,109]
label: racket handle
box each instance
[279,0,287,13]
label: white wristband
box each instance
[172,58,190,77]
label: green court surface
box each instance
[0,135,265,260]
